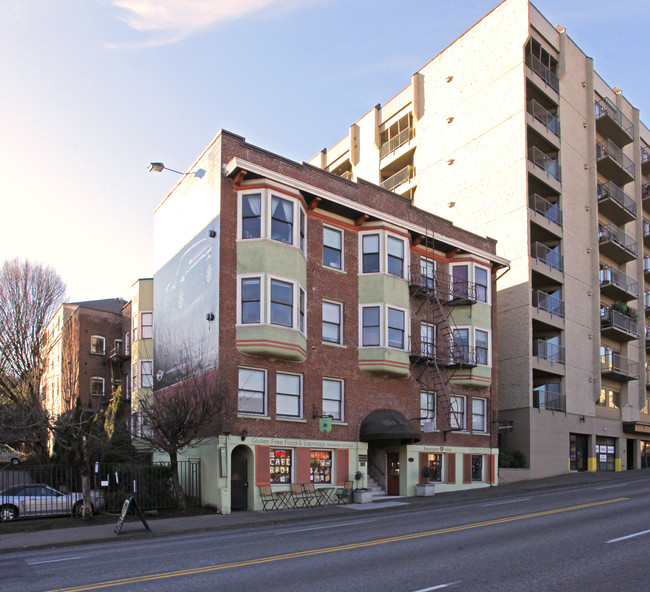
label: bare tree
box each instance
[138,343,222,510]
[0,259,66,461]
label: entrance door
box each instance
[231,447,248,511]
[596,436,616,471]
[570,434,588,472]
[387,452,400,495]
[627,439,635,470]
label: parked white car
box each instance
[0,445,24,465]
[0,484,105,521]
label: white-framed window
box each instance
[420,323,435,358]
[360,231,408,278]
[420,391,436,429]
[450,262,491,304]
[420,257,435,289]
[238,189,306,251]
[114,339,123,356]
[141,312,153,339]
[472,398,487,432]
[238,367,266,415]
[450,395,466,430]
[240,277,262,324]
[90,335,105,355]
[323,226,343,269]
[452,326,491,366]
[124,374,131,399]
[360,304,408,350]
[141,360,153,389]
[132,314,138,341]
[90,377,105,397]
[132,362,138,389]
[237,275,305,333]
[124,332,130,355]
[276,372,302,418]
[323,301,343,345]
[131,411,140,439]
[323,378,343,421]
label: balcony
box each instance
[533,339,565,364]
[532,290,565,329]
[445,344,479,369]
[596,139,636,186]
[600,308,640,342]
[109,343,130,362]
[646,326,650,351]
[645,291,650,317]
[530,193,562,227]
[529,146,561,182]
[533,386,566,412]
[408,269,478,305]
[644,220,650,249]
[601,352,640,382]
[641,146,650,176]
[644,256,650,281]
[647,368,650,389]
[533,242,563,276]
[598,223,638,263]
[644,185,650,215]
[599,266,638,302]
[597,181,636,225]
[595,99,634,146]
[381,164,415,192]
[525,53,559,94]
[379,127,415,160]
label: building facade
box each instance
[41,299,130,419]
[153,131,507,512]
[308,0,650,477]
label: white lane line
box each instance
[412,582,461,591]
[28,556,86,565]
[482,497,530,507]
[596,484,627,490]
[606,529,650,544]
[274,518,375,534]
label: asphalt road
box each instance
[3,474,650,592]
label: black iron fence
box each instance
[0,460,201,520]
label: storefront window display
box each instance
[310,450,332,483]
[425,453,443,482]
[270,448,292,484]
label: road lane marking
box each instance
[275,518,375,534]
[29,556,86,565]
[606,529,650,543]
[45,497,629,592]
[412,582,461,591]
[482,497,531,506]
[596,484,627,490]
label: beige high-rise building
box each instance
[309,0,650,479]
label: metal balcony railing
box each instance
[447,344,480,366]
[601,352,640,378]
[643,184,650,200]
[533,242,563,272]
[595,99,634,140]
[529,146,561,181]
[596,139,636,178]
[530,193,562,226]
[533,387,566,411]
[528,100,560,137]
[645,291,650,311]
[379,127,415,159]
[526,53,559,92]
[644,256,650,274]
[532,290,565,318]
[642,147,649,166]
[600,308,640,338]
[597,181,637,218]
[599,266,639,298]
[381,165,415,192]
[599,223,638,258]
[533,339,565,364]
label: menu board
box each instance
[270,448,292,484]
[310,450,332,483]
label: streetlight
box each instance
[148,162,205,178]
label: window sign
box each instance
[270,448,292,484]
[310,450,332,483]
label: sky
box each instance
[1,0,648,302]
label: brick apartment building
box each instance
[153,131,508,512]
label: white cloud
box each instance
[109,0,315,47]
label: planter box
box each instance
[416,483,436,497]
[353,490,373,504]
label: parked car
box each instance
[0,445,24,465]
[0,484,105,521]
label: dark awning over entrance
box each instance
[359,409,421,444]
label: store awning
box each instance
[359,409,421,444]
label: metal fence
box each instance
[0,460,201,520]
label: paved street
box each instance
[2,472,649,591]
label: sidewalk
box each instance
[0,470,643,554]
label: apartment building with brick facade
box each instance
[153,131,507,512]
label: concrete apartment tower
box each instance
[309,0,650,479]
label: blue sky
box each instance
[1,0,648,301]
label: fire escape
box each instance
[108,341,129,404]
[409,220,478,438]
